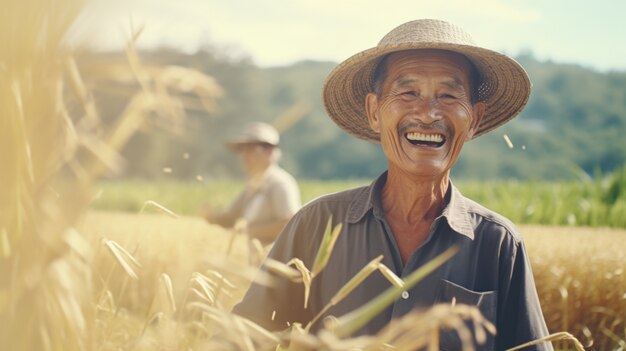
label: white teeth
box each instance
[406,132,443,143]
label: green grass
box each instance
[93,166,626,228]
[91,178,369,216]
[458,166,626,228]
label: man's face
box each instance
[365,49,485,179]
[235,143,273,174]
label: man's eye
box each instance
[440,94,458,100]
[400,91,417,98]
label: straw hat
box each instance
[323,19,531,142]
[225,122,280,149]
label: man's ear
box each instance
[467,101,486,140]
[365,92,381,133]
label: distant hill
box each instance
[78,48,626,180]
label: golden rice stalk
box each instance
[306,255,384,331]
[140,200,180,218]
[559,285,569,332]
[311,218,343,278]
[503,134,514,149]
[0,1,97,350]
[287,258,312,308]
[160,273,176,313]
[77,135,126,175]
[186,301,214,314]
[240,316,281,344]
[206,270,236,289]
[265,258,304,282]
[203,255,274,287]
[140,311,164,337]
[189,272,217,305]
[103,239,141,279]
[249,237,266,262]
[65,56,100,127]
[272,100,310,133]
[78,30,223,178]
[429,329,439,351]
[95,289,116,314]
[505,332,584,351]
[190,287,214,304]
[155,65,224,113]
[190,302,278,349]
[207,269,235,302]
[329,255,381,306]
[1,228,10,258]
[234,218,248,234]
[124,24,151,91]
[600,328,626,348]
[377,263,405,288]
[327,246,459,337]
[361,304,495,351]
[301,304,495,350]
[279,323,322,351]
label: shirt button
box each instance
[401,291,409,300]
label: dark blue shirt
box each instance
[234,172,553,350]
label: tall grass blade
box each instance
[160,273,176,313]
[311,217,343,278]
[377,263,405,288]
[328,246,459,337]
[286,258,312,308]
[306,255,383,331]
[265,258,304,282]
[140,200,180,218]
[505,332,584,351]
[103,239,140,279]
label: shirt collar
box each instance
[347,171,475,240]
[441,184,474,240]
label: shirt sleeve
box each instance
[497,238,554,351]
[269,176,301,220]
[211,190,247,228]
[231,210,313,330]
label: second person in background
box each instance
[201,122,301,245]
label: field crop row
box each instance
[93,167,626,228]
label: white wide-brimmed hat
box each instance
[323,19,531,142]
[225,122,280,149]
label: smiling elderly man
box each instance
[234,19,552,350]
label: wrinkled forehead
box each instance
[384,49,476,81]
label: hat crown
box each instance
[322,18,531,143]
[378,19,476,47]
[227,122,279,147]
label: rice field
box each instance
[3,1,625,349]
[92,172,626,229]
[72,208,626,350]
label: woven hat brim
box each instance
[322,42,531,143]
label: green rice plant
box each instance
[311,217,343,278]
[93,168,626,230]
[327,247,460,338]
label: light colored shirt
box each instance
[234,171,553,350]
[213,165,300,242]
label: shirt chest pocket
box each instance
[436,279,497,351]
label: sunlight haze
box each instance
[69,0,625,71]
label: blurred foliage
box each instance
[92,179,369,216]
[93,165,626,228]
[76,46,626,181]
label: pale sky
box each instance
[68,0,625,72]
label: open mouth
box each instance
[405,132,445,148]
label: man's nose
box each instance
[412,97,442,124]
